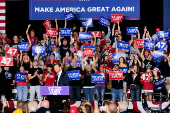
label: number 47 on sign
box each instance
[0,57,13,66]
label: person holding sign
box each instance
[111,22,121,44]
[126,65,141,101]
[81,58,95,101]
[148,68,167,101]
[15,66,29,101]
[142,27,152,40]
[67,59,83,101]
[93,57,107,102]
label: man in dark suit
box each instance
[118,101,128,113]
[54,63,69,86]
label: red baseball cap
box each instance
[106,39,111,43]
[152,67,160,72]
[52,45,57,48]
[100,65,105,68]
[63,39,67,42]
[69,106,79,113]
[30,30,34,33]
[156,28,160,32]
[23,53,28,56]
[115,30,119,32]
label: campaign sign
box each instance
[135,39,144,48]
[40,86,69,95]
[98,16,109,27]
[151,50,165,61]
[112,54,126,63]
[109,71,123,80]
[88,31,101,38]
[81,18,93,28]
[83,46,96,52]
[46,28,57,37]
[91,73,105,83]
[144,40,155,50]
[29,0,140,20]
[64,12,75,21]
[6,47,18,57]
[60,28,72,36]
[43,18,52,28]
[17,42,29,52]
[83,48,95,58]
[0,57,13,66]
[119,67,128,74]
[70,60,81,68]
[15,72,27,82]
[154,76,166,87]
[103,66,112,74]
[66,70,80,81]
[140,73,150,82]
[117,41,129,50]
[79,32,91,41]
[126,27,138,35]
[155,86,164,91]
[157,30,169,40]
[155,41,167,50]
[48,51,60,60]
[32,46,46,56]
[111,14,123,23]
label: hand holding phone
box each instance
[1,94,5,102]
[100,106,106,111]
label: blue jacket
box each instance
[57,72,69,86]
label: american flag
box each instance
[0,0,5,33]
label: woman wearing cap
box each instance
[126,65,141,101]
[70,40,80,55]
[81,58,95,101]
[46,36,57,52]
[20,50,32,73]
[140,68,153,101]
[148,67,167,101]
[93,57,107,101]
[15,66,29,101]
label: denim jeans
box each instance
[29,85,42,101]
[130,85,140,101]
[69,86,81,101]
[83,88,94,101]
[17,86,28,101]
[95,85,105,101]
[111,88,123,102]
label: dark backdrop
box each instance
[6,0,163,42]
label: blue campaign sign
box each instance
[91,73,105,83]
[15,71,27,82]
[48,51,60,60]
[151,50,165,61]
[126,27,138,35]
[17,42,29,52]
[29,0,140,20]
[66,70,80,81]
[119,67,128,74]
[81,18,93,28]
[79,32,91,41]
[70,60,81,68]
[112,54,126,63]
[98,16,109,27]
[64,12,75,21]
[157,30,170,40]
[154,76,166,87]
[83,46,96,52]
[60,28,72,36]
[144,40,155,50]
[117,41,129,50]
[155,41,167,50]
[32,46,46,56]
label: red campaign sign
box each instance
[109,71,123,80]
[135,39,144,48]
[6,47,18,57]
[111,14,123,23]
[46,28,57,37]
[88,31,101,38]
[140,72,152,82]
[83,48,94,58]
[103,66,112,74]
[0,57,13,66]
[43,18,52,28]
[169,53,170,61]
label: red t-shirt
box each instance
[82,41,91,46]
[101,39,106,47]
[29,36,38,46]
[43,72,55,86]
[45,60,59,72]
[96,70,107,85]
[103,46,116,53]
